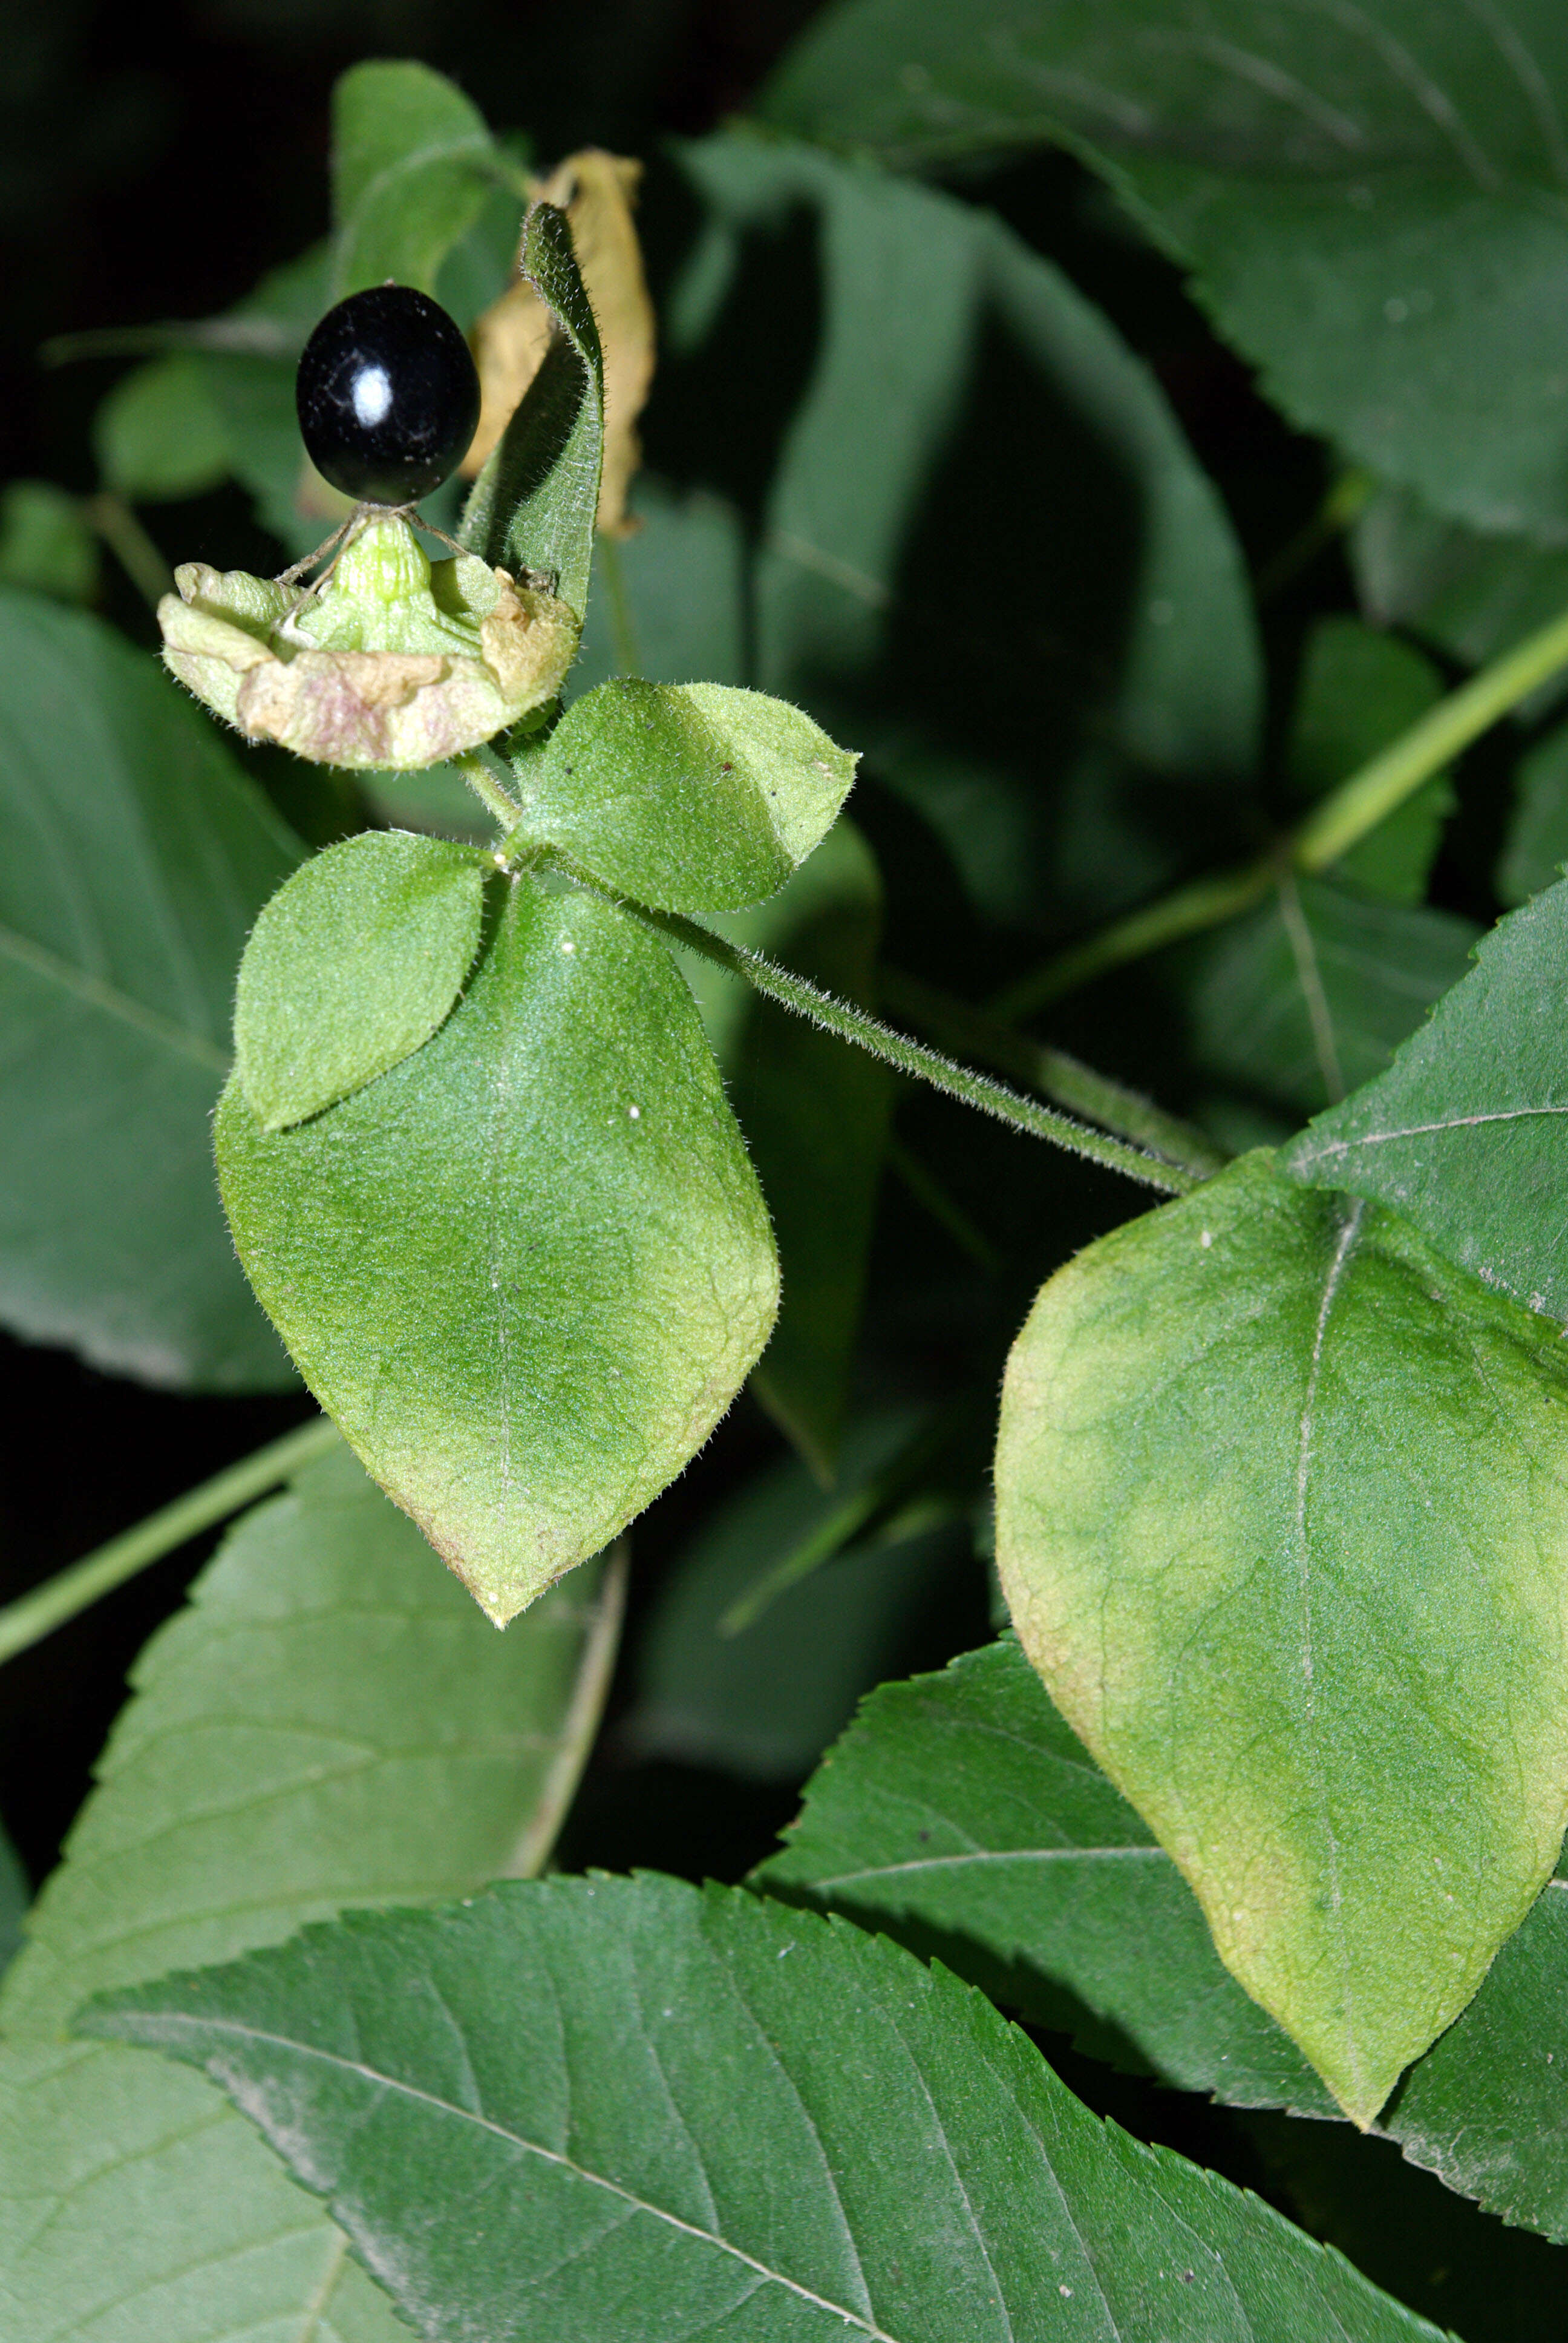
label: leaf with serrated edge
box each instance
[996,1150,1568,2126]
[1283,874,1568,1320]
[236,830,486,1131]
[762,1634,1568,2241]
[0,588,299,1388]
[762,0,1568,540]
[509,678,858,914]
[219,877,778,1621]
[82,1872,1444,2343]
[0,1441,622,2343]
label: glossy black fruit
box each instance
[295,285,482,508]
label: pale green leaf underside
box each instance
[514,678,859,913]
[996,1150,1568,2126]
[762,1634,1568,2242]
[219,877,779,1622]
[0,587,298,1388]
[0,1442,619,2343]
[83,1873,1443,2343]
[763,0,1568,539]
[1284,874,1568,1321]
[330,59,500,299]
[235,828,486,1130]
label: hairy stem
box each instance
[881,967,1227,1179]
[997,592,1568,1021]
[0,1417,341,1668]
[452,749,523,832]
[617,900,1195,1195]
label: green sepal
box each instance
[235,831,488,1132]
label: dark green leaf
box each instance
[1287,618,1450,905]
[627,1414,959,1780]
[0,1441,622,2343]
[83,1872,1446,2343]
[573,477,748,690]
[330,61,502,300]
[1283,876,1568,1316]
[678,822,892,1472]
[760,1636,1333,2109]
[0,589,299,1387]
[235,830,487,1130]
[218,878,778,1622]
[669,133,1260,932]
[995,1149,1568,2126]
[461,202,603,623]
[1184,874,1478,1118]
[511,678,857,913]
[0,481,98,603]
[1498,716,1568,903]
[763,0,1568,536]
[762,1634,1568,2241]
[93,352,231,502]
[1354,484,1568,719]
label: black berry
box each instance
[295,285,482,508]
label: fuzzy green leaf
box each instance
[762,1635,1568,2243]
[0,588,299,1387]
[1185,876,1478,1120]
[0,1441,622,2343]
[1282,876,1568,1318]
[995,1150,1568,2126]
[330,61,501,300]
[511,679,858,914]
[765,0,1568,538]
[82,1872,1445,2343]
[218,877,778,1622]
[461,202,603,622]
[235,830,486,1130]
[0,481,98,604]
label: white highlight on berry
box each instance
[353,365,393,427]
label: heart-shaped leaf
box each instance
[218,876,778,1620]
[995,1150,1568,2126]
[235,830,486,1130]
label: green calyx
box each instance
[159,513,579,770]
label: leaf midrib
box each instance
[118,2011,907,2343]
[0,921,229,1073]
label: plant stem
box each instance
[0,1417,341,1669]
[998,590,1568,1020]
[83,491,173,611]
[501,1541,628,1878]
[881,967,1228,1179]
[993,859,1276,1021]
[452,750,523,833]
[1292,599,1568,868]
[620,901,1195,1195]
